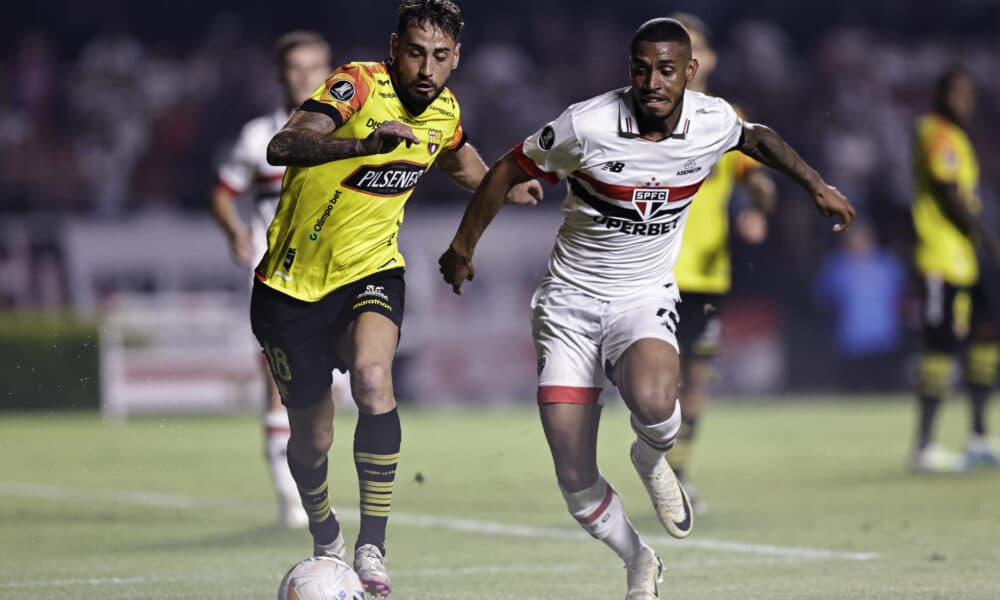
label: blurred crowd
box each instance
[1,5,999,390]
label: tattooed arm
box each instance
[739,122,856,231]
[266,110,420,167]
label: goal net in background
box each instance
[99,293,264,419]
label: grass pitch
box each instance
[1,396,998,599]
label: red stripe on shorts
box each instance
[537,386,601,405]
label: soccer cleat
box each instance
[958,436,1000,470]
[630,442,694,539]
[910,444,964,473]
[625,544,663,600]
[313,528,346,560]
[355,543,391,597]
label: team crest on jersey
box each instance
[427,129,442,154]
[538,126,555,151]
[329,79,356,102]
[631,188,669,221]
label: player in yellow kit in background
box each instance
[909,65,1000,472]
[667,13,777,511]
[250,1,540,596]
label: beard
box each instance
[390,63,444,115]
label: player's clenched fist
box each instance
[438,246,475,295]
[362,121,421,155]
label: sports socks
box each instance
[287,456,341,545]
[916,352,953,450]
[561,476,643,564]
[354,408,401,553]
[264,411,300,505]
[668,416,698,482]
[630,400,683,474]
[967,342,998,437]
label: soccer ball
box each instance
[277,556,365,600]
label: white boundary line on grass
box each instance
[0,481,879,563]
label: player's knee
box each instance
[351,361,393,410]
[627,375,679,424]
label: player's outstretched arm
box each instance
[267,110,419,167]
[437,143,544,204]
[439,151,533,294]
[738,122,855,232]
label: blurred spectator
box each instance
[813,220,906,392]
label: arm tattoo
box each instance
[267,129,364,167]
[740,124,822,193]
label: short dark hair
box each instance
[630,18,691,58]
[398,0,464,41]
[274,30,331,68]
[933,64,971,112]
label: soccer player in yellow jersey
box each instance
[667,14,777,509]
[210,30,332,531]
[910,65,1000,472]
[251,2,540,595]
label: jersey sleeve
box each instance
[717,99,745,152]
[215,124,257,195]
[447,119,467,151]
[512,107,583,184]
[922,128,960,184]
[300,63,371,128]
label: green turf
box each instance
[1,396,999,599]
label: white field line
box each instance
[0,481,878,562]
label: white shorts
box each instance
[530,279,680,404]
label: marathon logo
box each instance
[631,189,669,221]
[343,161,427,196]
[593,215,682,236]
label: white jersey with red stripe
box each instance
[513,88,743,300]
[216,109,288,263]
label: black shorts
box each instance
[250,268,405,408]
[921,276,970,353]
[677,292,724,359]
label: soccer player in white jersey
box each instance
[440,18,854,599]
[211,31,334,528]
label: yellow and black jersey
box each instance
[912,113,980,286]
[673,144,758,294]
[256,61,466,301]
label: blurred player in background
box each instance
[211,30,333,529]
[440,18,853,599]
[252,1,540,595]
[666,13,777,513]
[910,65,1000,472]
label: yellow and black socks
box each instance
[354,408,401,553]
[967,343,999,437]
[669,416,698,482]
[287,456,341,545]
[917,352,953,450]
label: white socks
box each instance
[561,476,643,564]
[264,411,299,501]
[631,399,682,473]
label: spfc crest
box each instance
[631,188,669,221]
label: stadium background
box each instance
[1,0,999,408]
